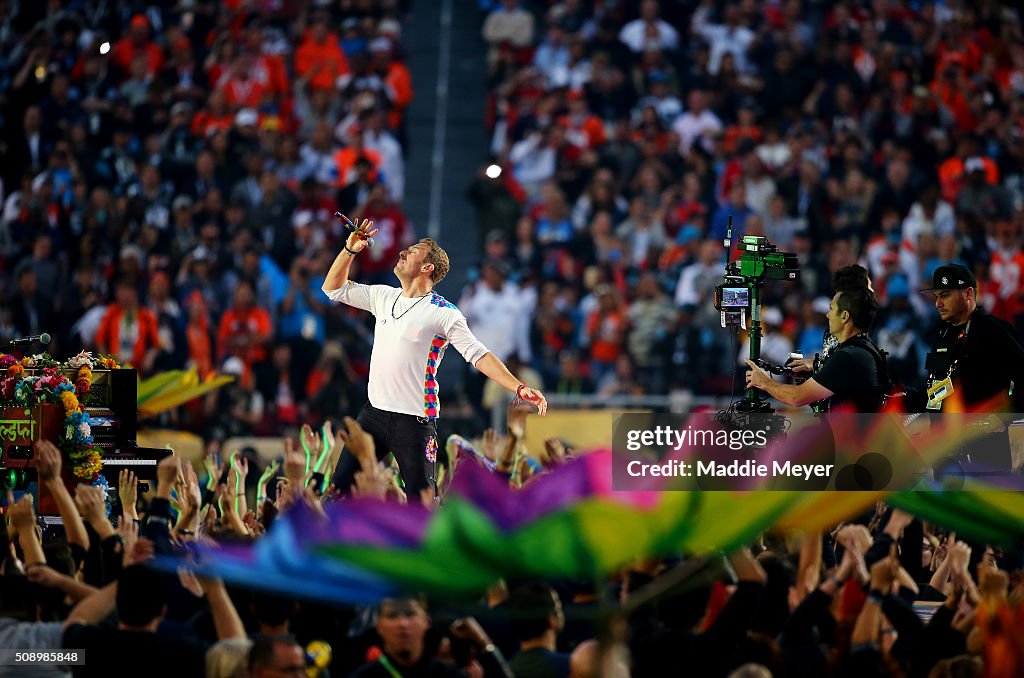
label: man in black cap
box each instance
[920,263,1024,414]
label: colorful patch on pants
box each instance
[424,435,437,463]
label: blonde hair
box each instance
[205,638,253,678]
[419,238,449,284]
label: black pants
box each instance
[331,404,438,497]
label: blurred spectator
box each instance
[482,0,535,71]
[95,277,160,374]
[350,183,412,286]
[217,279,272,388]
[295,13,350,94]
[619,1,679,55]
[583,285,626,386]
[626,272,677,393]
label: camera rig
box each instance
[713,219,800,423]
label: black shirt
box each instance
[349,654,463,678]
[931,307,1024,411]
[813,335,885,413]
[508,648,570,678]
[63,624,207,678]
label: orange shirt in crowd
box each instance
[990,249,1024,321]
[218,71,272,109]
[561,114,606,149]
[585,310,625,364]
[383,61,413,127]
[333,146,381,187]
[95,304,160,372]
[217,306,272,365]
[722,124,763,154]
[937,156,999,203]
[112,39,165,79]
[295,33,350,91]
[185,292,215,380]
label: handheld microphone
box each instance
[334,212,375,248]
[9,333,50,346]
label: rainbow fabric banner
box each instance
[174,451,1024,604]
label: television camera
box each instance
[712,220,800,433]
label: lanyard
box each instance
[947,318,972,343]
[937,318,972,380]
[377,655,403,678]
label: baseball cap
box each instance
[235,108,258,127]
[964,156,985,173]
[482,257,510,276]
[762,307,783,326]
[921,263,976,291]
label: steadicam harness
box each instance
[812,334,891,413]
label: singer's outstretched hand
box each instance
[345,220,378,253]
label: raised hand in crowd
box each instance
[6,492,45,567]
[479,428,499,461]
[178,566,205,598]
[36,439,61,483]
[338,416,377,473]
[284,437,308,491]
[175,461,203,536]
[119,469,139,521]
[124,537,155,567]
[242,510,266,537]
[229,451,249,517]
[35,440,90,551]
[884,507,915,541]
[352,465,389,501]
[256,458,281,519]
[157,454,182,500]
[218,481,249,536]
[27,563,99,602]
[301,423,324,476]
[543,437,573,468]
[75,484,115,540]
[116,517,139,569]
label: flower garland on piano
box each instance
[0,351,121,489]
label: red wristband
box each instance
[516,383,527,399]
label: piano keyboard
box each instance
[102,458,158,466]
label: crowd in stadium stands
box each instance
[2,3,1024,675]
[467,0,1024,404]
[0,0,416,440]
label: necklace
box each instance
[391,292,430,320]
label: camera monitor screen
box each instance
[719,286,749,309]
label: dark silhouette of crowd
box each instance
[2,415,1022,677]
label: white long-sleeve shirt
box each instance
[458,281,534,363]
[619,19,679,53]
[325,283,490,419]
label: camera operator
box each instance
[787,265,873,414]
[745,286,888,413]
[916,264,1024,414]
[786,265,871,375]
